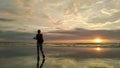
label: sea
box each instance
[0,42,120,68]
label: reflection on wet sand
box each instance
[37,58,45,68]
[96,47,101,51]
[0,46,120,68]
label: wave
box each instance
[0,42,120,48]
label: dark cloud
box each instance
[0,31,34,41]
[46,28,120,40]
[0,18,15,22]
[0,28,120,42]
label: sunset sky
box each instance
[0,0,120,43]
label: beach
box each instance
[0,43,120,68]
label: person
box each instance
[34,29,45,62]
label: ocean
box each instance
[0,42,120,68]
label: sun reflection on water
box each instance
[94,47,103,52]
[96,47,101,51]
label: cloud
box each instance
[0,31,34,41]
[0,0,120,42]
[100,9,118,16]
[0,18,15,22]
[88,10,120,23]
[43,0,120,30]
[0,28,119,42]
[0,0,38,15]
[46,28,120,40]
[77,0,120,28]
[0,0,120,30]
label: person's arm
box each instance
[41,34,44,43]
[33,37,36,39]
[33,34,37,40]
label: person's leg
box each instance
[37,44,40,62]
[40,44,45,59]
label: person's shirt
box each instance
[36,33,44,43]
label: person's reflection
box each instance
[37,58,45,68]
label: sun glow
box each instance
[93,38,103,43]
[96,47,101,51]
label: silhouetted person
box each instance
[34,30,45,64]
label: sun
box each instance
[93,38,103,43]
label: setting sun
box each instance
[93,38,103,43]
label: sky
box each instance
[0,0,120,43]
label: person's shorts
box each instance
[37,43,42,46]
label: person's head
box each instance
[37,29,41,34]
